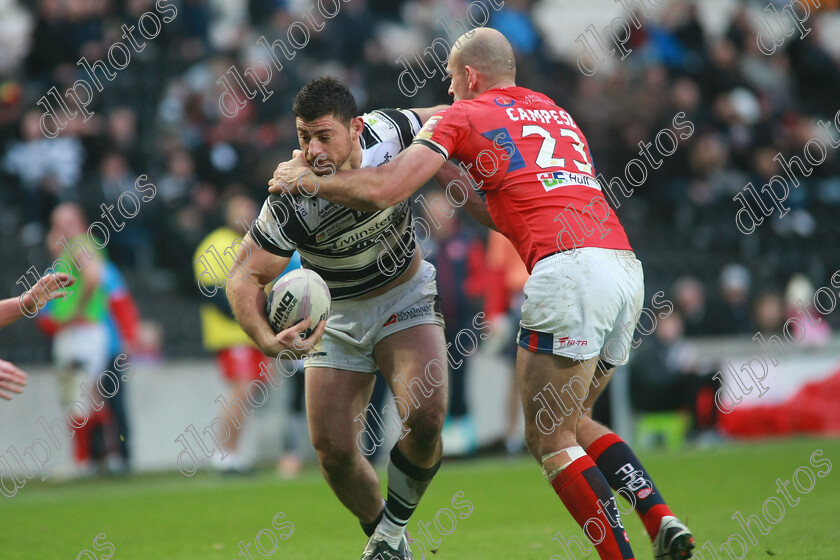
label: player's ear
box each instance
[465,65,478,90]
[350,116,365,140]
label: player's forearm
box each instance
[318,165,415,211]
[313,167,388,211]
[226,274,276,349]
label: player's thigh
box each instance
[373,323,449,419]
[516,346,599,450]
[305,366,376,456]
[581,359,614,414]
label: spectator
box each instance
[2,110,85,228]
[193,192,306,475]
[784,273,832,346]
[673,276,712,337]
[93,261,141,475]
[752,290,785,335]
[193,193,265,474]
[39,203,110,477]
[709,264,753,334]
[629,313,721,441]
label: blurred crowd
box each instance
[1,0,839,338]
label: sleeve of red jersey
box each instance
[412,104,469,161]
[110,292,141,348]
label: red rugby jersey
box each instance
[414,86,632,272]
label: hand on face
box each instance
[268,150,318,196]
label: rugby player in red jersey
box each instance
[270,28,694,560]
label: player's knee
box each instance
[311,434,356,472]
[523,424,546,460]
[403,405,445,443]
[523,419,576,461]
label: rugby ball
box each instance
[265,268,331,337]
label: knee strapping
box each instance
[541,445,586,481]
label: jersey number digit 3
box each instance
[522,125,593,178]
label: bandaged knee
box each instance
[541,445,586,481]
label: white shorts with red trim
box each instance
[517,247,644,366]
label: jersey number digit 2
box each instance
[521,125,593,175]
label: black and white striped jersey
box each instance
[252,109,422,301]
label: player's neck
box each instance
[475,80,516,97]
[346,140,363,169]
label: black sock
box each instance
[361,506,385,537]
[587,433,673,541]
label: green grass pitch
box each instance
[2,438,838,559]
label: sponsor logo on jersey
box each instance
[382,303,433,327]
[494,95,515,107]
[536,171,601,192]
[324,215,394,249]
[292,198,309,217]
[556,336,588,346]
[318,202,342,220]
[315,214,358,243]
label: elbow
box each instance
[370,196,393,211]
[224,274,241,300]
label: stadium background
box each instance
[1,0,840,559]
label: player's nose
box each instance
[307,140,324,158]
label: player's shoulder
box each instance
[264,193,324,225]
[364,108,421,130]
[363,108,421,149]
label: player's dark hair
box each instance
[293,77,357,125]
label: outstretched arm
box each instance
[1,272,75,326]
[271,143,447,212]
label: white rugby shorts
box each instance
[517,247,644,366]
[305,260,445,373]
[54,323,109,410]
